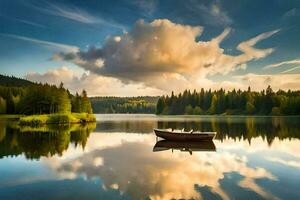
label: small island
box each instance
[0,75,95,126]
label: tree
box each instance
[209,95,218,114]
[155,88,300,116]
[246,102,255,114]
[271,107,281,115]
[72,93,82,113]
[193,106,202,115]
[80,90,92,114]
[184,104,193,115]
[156,97,164,114]
[57,89,71,113]
[0,97,6,114]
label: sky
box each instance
[0,0,300,96]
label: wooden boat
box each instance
[154,128,216,142]
[153,140,216,153]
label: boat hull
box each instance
[153,140,216,152]
[154,129,216,142]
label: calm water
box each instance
[0,114,300,200]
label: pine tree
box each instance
[209,94,218,114]
[0,97,6,114]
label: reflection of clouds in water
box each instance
[239,175,279,200]
[267,157,300,169]
[216,137,300,158]
[48,133,280,200]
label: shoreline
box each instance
[15,113,96,126]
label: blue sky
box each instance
[0,0,299,96]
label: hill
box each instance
[0,74,34,87]
[89,96,159,113]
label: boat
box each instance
[153,128,216,142]
[153,140,216,154]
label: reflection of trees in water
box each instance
[92,117,300,145]
[0,122,96,159]
[95,120,156,133]
[157,117,300,145]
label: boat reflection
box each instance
[153,140,216,154]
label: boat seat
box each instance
[189,129,194,134]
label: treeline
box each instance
[0,83,92,115]
[0,74,33,87]
[90,96,159,113]
[156,86,300,115]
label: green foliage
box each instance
[19,113,96,126]
[156,86,300,115]
[246,102,255,114]
[193,106,202,115]
[271,107,281,115]
[90,96,158,113]
[0,122,96,159]
[72,91,93,113]
[57,86,71,113]
[209,95,218,114]
[0,74,33,87]
[0,77,93,116]
[184,104,193,115]
[0,97,6,114]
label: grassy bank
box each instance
[19,113,96,126]
[0,114,23,119]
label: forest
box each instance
[0,75,92,115]
[90,96,158,113]
[156,86,300,115]
[0,74,33,87]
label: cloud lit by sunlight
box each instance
[52,19,279,92]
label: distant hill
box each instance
[0,74,34,87]
[89,96,159,113]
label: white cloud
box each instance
[0,33,78,52]
[0,14,46,28]
[185,0,233,26]
[264,59,300,69]
[53,19,278,91]
[235,73,300,91]
[280,66,300,74]
[30,1,124,29]
[25,66,163,96]
[50,134,279,200]
[268,157,300,169]
[130,0,157,16]
[25,66,300,96]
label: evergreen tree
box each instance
[80,90,92,113]
[0,97,6,114]
[155,86,300,115]
[209,94,218,114]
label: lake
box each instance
[0,114,300,200]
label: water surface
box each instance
[0,114,300,200]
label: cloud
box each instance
[280,66,300,74]
[26,66,299,96]
[282,8,299,19]
[264,59,300,69]
[267,157,300,169]
[51,135,278,200]
[53,19,278,91]
[25,66,163,96]
[235,73,300,91]
[0,14,46,28]
[13,18,46,28]
[0,33,78,52]
[30,1,124,29]
[130,0,157,16]
[185,0,233,26]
